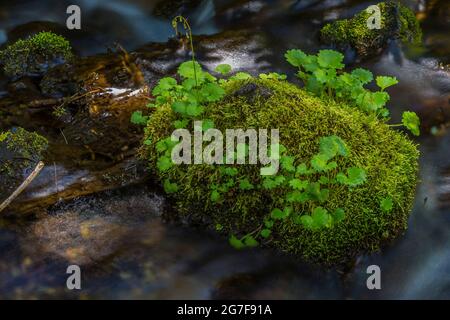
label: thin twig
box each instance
[0,161,45,213]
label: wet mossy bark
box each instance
[320,1,422,59]
[143,78,419,265]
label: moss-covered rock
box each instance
[0,31,73,78]
[153,0,202,18]
[142,78,419,265]
[320,2,422,59]
[0,127,48,202]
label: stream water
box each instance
[0,0,450,299]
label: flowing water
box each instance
[0,0,450,299]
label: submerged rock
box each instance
[320,2,422,60]
[0,45,149,214]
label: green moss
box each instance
[0,31,73,77]
[142,78,419,265]
[0,127,48,199]
[0,132,8,143]
[320,2,422,58]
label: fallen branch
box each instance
[0,161,45,213]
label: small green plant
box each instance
[52,105,68,118]
[131,17,239,202]
[400,111,421,136]
[285,49,420,135]
[0,31,73,77]
[319,2,422,59]
[0,131,8,143]
[150,61,226,118]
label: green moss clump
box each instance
[0,127,48,200]
[320,2,422,58]
[0,31,73,78]
[143,78,419,265]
